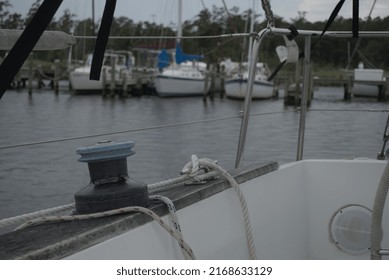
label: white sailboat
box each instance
[224,61,274,99]
[224,0,275,100]
[154,0,208,97]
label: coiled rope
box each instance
[181,155,257,260]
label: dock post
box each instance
[102,68,107,97]
[54,59,60,94]
[384,77,389,101]
[272,76,280,98]
[37,64,44,89]
[209,64,215,100]
[294,62,301,104]
[28,53,34,94]
[343,74,352,100]
[377,84,385,101]
[203,63,210,102]
[284,61,301,105]
[110,55,116,97]
[122,70,128,97]
[220,64,225,98]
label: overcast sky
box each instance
[9,0,388,25]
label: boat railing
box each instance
[235,22,389,167]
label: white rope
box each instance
[15,205,196,259]
[181,155,257,260]
[0,203,75,228]
[150,195,191,260]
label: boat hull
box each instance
[352,83,381,97]
[154,75,206,97]
[69,71,102,92]
[225,78,274,99]
[352,68,385,98]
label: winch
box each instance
[74,140,149,214]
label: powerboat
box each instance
[69,51,135,93]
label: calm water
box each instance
[0,85,388,219]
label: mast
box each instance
[92,0,95,35]
[177,0,182,44]
[247,0,256,64]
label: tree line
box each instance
[1,0,388,70]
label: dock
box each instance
[276,67,389,104]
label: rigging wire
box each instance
[0,108,387,151]
[75,33,254,40]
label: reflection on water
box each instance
[0,86,387,219]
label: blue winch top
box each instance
[76,140,135,163]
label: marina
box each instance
[1,0,389,263]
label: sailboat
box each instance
[154,0,208,97]
[224,0,275,100]
[224,61,274,99]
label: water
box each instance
[0,85,388,219]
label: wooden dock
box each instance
[276,69,388,104]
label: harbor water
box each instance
[0,85,388,219]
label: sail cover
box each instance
[175,43,203,64]
[157,49,170,69]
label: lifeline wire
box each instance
[1,108,386,151]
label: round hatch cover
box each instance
[330,205,372,255]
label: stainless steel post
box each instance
[235,28,270,168]
[296,36,311,161]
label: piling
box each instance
[378,84,385,101]
[219,64,225,98]
[121,69,128,97]
[110,55,116,97]
[209,64,215,100]
[37,64,44,89]
[343,72,352,100]
[284,61,313,106]
[284,62,301,106]
[28,54,33,94]
[203,63,210,102]
[383,77,389,101]
[102,68,107,97]
[53,59,60,94]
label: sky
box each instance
[8,0,389,25]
